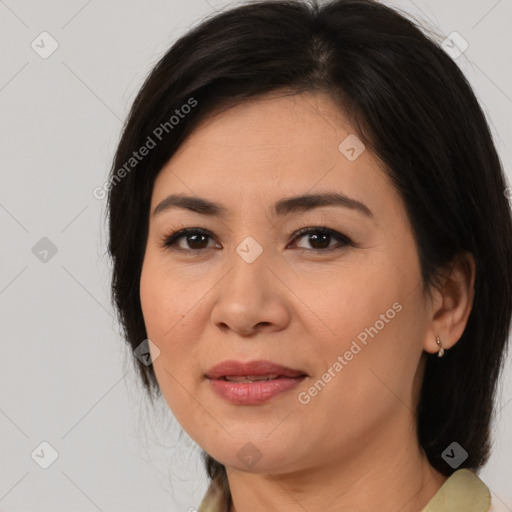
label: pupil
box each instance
[309,232,330,249]
[189,234,207,249]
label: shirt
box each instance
[197,468,494,512]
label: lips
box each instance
[205,360,307,405]
[205,359,307,380]
[223,374,280,382]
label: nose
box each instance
[210,246,291,336]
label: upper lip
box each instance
[205,359,307,379]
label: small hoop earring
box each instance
[436,335,445,357]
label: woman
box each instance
[106,1,512,510]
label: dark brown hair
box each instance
[106,0,512,503]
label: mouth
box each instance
[205,359,308,380]
[218,374,290,382]
[205,360,308,404]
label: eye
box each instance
[290,227,353,251]
[159,226,353,253]
[160,228,218,252]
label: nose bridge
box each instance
[225,202,274,281]
[211,232,289,334]
[224,234,270,301]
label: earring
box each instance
[436,335,445,357]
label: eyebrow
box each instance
[152,192,374,218]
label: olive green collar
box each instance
[421,469,490,511]
[198,468,491,512]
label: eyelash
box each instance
[159,226,353,254]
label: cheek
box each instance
[309,258,403,346]
[140,256,164,332]
[313,299,425,422]
[294,307,424,462]
[139,254,208,411]
[305,255,426,408]
[140,254,196,342]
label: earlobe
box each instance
[424,251,476,355]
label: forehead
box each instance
[151,91,395,217]
[168,92,353,170]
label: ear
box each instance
[424,251,476,354]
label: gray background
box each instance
[1,0,511,511]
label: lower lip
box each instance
[207,376,306,405]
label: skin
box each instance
[139,91,475,512]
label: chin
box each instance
[205,437,305,474]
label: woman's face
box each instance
[140,92,435,474]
